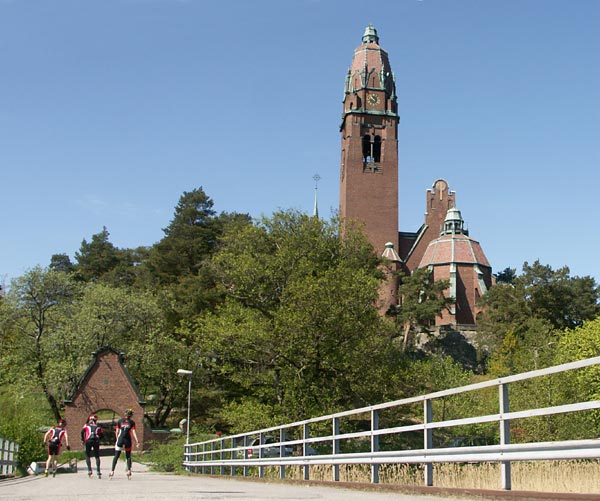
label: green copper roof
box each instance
[362,24,379,44]
[442,207,467,236]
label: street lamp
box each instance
[177,369,193,445]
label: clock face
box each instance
[367,93,380,106]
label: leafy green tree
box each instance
[1,270,192,428]
[478,260,599,357]
[549,317,600,440]
[127,326,192,428]
[391,267,453,351]
[189,210,403,428]
[49,253,75,273]
[209,210,378,316]
[408,355,494,444]
[494,267,517,284]
[66,282,187,428]
[74,227,120,282]
[487,317,557,377]
[67,283,153,349]
[0,387,52,469]
[476,262,599,440]
[100,246,151,288]
[145,188,221,283]
[519,261,599,330]
[0,267,80,420]
[140,188,251,326]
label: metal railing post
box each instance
[279,428,286,479]
[231,437,236,477]
[332,417,340,481]
[499,382,512,490]
[371,409,379,484]
[303,423,310,480]
[258,432,265,478]
[243,435,249,477]
[424,399,433,486]
[220,437,225,475]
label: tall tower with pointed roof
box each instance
[340,25,399,258]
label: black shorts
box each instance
[115,439,132,452]
[85,441,100,455]
[48,443,60,455]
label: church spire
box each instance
[312,174,320,218]
[343,25,397,111]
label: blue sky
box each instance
[1,0,599,286]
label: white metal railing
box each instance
[183,356,600,490]
[0,437,19,476]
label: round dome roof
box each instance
[419,233,491,268]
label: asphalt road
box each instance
[0,461,467,501]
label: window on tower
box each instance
[373,136,381,162]
[362,134,381,163]
[362,134,372,162]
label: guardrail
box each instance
[0,437,19,476]
[184,356,600,490]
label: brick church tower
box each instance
[340,25,400,258]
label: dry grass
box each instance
[247,460,600,494]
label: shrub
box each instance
[143,428,219,474]
[143,435,187,473]
[0,389,52,473]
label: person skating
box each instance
[43,419,70,477]
[81,414,104,478]
[109,408,139,479]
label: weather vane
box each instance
[313,173,321,190]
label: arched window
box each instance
[362,135,372,162]
[373,136,381,162]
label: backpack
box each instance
[86,424,102,443]
[50,427,62,444]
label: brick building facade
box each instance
[64,347,146,451]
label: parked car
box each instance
[443,436,494,448]
[245,437,294,458]
[241,436,318,458]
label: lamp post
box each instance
[177,369,193,445]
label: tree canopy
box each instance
[391,267,453,351]
[2,186,599,451]
[186,210,405,429]
[478,260,599,359]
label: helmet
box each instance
[58,419,67,427]
[88,414,98,423]
[125,408,134,417]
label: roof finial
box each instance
[362,24,379,44]
[312,174,321,218]
[382,242,402,263]
[441,207,465,236]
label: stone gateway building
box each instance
[340,25,493,327]
[64,347,147,451]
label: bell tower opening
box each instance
[373,135,381,162]
[362,134,382,164]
